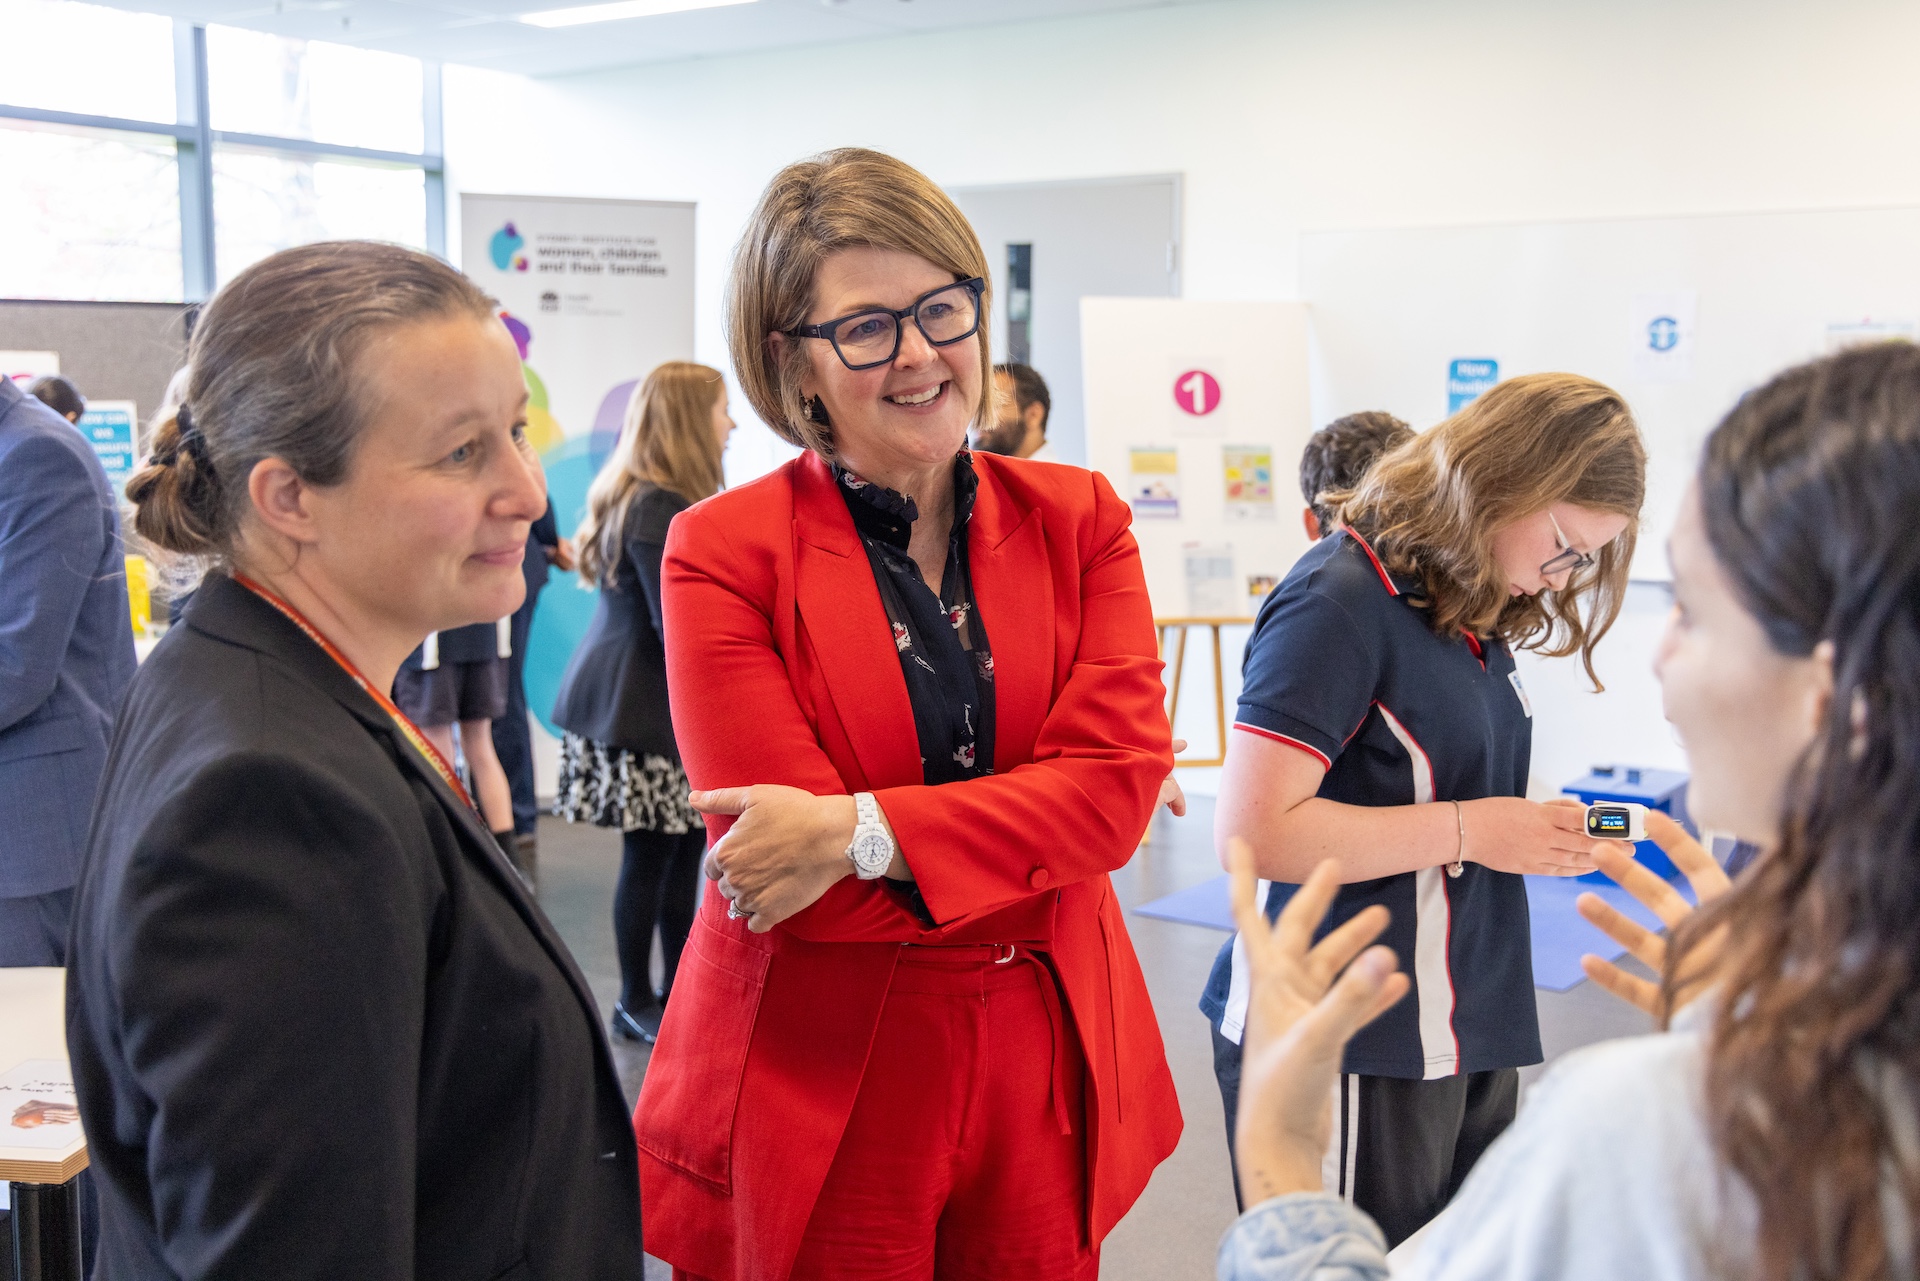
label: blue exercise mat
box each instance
[1131,872,1698,993]
[1132,875,1237,932]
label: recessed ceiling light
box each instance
[520,0,755,28]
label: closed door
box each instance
[950,176,1180,465]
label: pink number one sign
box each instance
[1174,369,1221,416]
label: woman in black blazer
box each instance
[67,241,644,1280]
[552,361,732,1044]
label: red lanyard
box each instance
[232,574,475,809]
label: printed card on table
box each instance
[0,1059,80,1150]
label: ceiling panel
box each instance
[62,0,1217,77]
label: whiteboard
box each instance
[1302,206,1920,577]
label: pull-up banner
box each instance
[459,193,696,736]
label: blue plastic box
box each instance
[1560,766,1691,882]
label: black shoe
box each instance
[512,833,539,893]
[492,830,535,894]
[610,1001,662,1045]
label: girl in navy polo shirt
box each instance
[1202,373,1646,1246]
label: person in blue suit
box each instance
[0,375,135,965]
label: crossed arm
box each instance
[661,497,1174,939]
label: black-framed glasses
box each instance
[788,277,986,371]
[1541,509,1597,577]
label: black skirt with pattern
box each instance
[554,733,699,834]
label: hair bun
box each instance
[127,408,222,556]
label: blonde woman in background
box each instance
[551,360,733,1044]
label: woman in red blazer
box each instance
[633,147,1182,1280]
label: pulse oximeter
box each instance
[1584,801,1649,842]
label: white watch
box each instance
[846,792,894,880]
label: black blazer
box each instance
[550,484,689,757]
[67,574,644,1281]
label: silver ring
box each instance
[727,901,746,920]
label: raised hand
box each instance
[1227,838,1410,1205]
[1576,811,1733,1017]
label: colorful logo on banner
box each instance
[498,311,564,455]
[489,222,529,272]
[1173,368,1221,416]
[1447,358,1499,414]
[521,377,640,737]
[495,304,647,735]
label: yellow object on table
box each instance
[125,554,152,639]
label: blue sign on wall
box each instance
[1446,358,1499,414]
[78,401,138,496]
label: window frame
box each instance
[0,15,443,302]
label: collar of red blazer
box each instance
[787,449,1054,793]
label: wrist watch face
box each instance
[851,829,892,876]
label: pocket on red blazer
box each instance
[632,919,770,1190]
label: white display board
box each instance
[1302,206,1920,579]
[2,351,58,386]
[459,194,696,789]
[1081,299,1314,620]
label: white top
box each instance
[1219,1006,1764,1280]
[1399,1015,1751,1279]
[1026,439,1061,464]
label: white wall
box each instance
[447,0,1920,392]
[442,0,1920,799]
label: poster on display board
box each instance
[1221,444,1275,520]
[1127,446,1182,519]
[459,194,695,735]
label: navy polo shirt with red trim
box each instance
[1199,529,1541,1080]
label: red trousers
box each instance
[676,944,1097,1281]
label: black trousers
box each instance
[613,828,705,1009]
[492,596,540,837]
[1211,1024,1518,1249]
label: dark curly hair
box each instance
[1298,411,1412,530]
[1667,340,1920,1281]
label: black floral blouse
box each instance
[834,453,996,788]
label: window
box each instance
[1,0,177,124]
[0,119,183,301]
[0,0,442,302]
[206,25,425,154]
[213,148,427,284]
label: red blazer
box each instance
[633,450,1183,1280]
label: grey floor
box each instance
[535,795,1656,1281]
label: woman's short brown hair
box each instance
[1332,372,1647,688]
[726,148,993,455]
